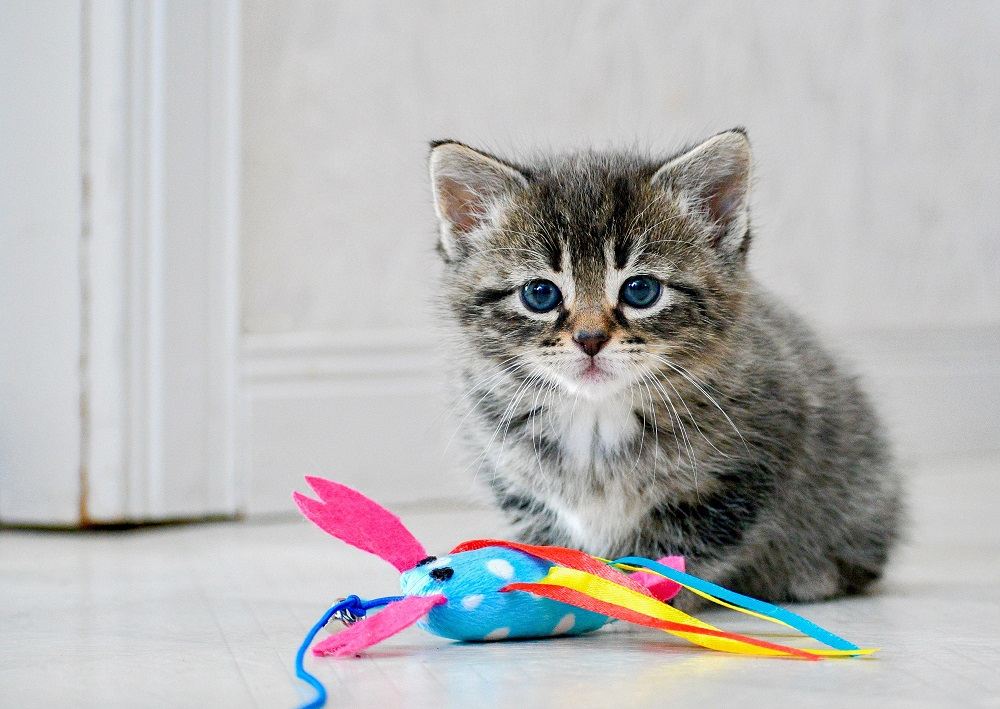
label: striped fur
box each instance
[429,131,902,609]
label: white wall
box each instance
[240,1,1000,513]
[242,1,1000,336]
[0,1,83,525]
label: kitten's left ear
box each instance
[429,141,528,260]
[651,129,752,257]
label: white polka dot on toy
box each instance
[484,627,510,640]
[486,558,514,580]
[461,594,484,610]
[552,613,576,635]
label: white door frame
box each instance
[0,0,240,526]
[83,0,241,522]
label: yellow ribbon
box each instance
[537,566,876,658]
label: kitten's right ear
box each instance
[429,141,528,259]
[650,129,752,258]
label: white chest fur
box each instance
[547,486,650,554]
[546,391,639,469]
[541,391,649,553]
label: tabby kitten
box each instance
[429,130,902,608]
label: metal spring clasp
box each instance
[329,595,365,626]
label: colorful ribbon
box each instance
[612,556,866,653]
[465,539,876,660]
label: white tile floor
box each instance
[3,452,1000,709]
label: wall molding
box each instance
[242,325,1000,380]
[243,330,441,385]
[239,324,1000,515]
[240,329,455,515]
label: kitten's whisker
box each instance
[623,364,653,481]
[534,375,561,477]
[642,370,684,471]
[647,357,722,460]
[467,369,538,485]
[473,369,546,486]
[628,370,648,480]
[639,235,703,250]
[636,366,687,465]
[419,345,513,431]
[623,373,639,473]
[650,353,753,459]
[641,367,700,498]
[625,364,649,478]
[642,367,696,481]
[451,355,522,405]
[638,373,660,486]
[493,371,548,482]
[528,374,546,478]
[525,371,558,479]
[444,358,527,454]
[451,355,523,411]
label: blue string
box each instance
[294,594,405,709]
[611,556,859,652]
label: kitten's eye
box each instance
[520,279,562,313]
[620,276,662,308]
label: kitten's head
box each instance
[430,130,753,400]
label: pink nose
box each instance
[573,330,610,357]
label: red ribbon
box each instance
[502,581,819,661]
[451,538,653,595]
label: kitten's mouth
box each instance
[556,356,627,399]
[579,360,608,382]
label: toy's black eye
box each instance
[619,276,661,308]
[429,567,454,581]
[416,556,437,567]
[521,279,562,313]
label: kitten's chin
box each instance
[549,359,630,401]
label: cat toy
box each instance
[292,477,875,708]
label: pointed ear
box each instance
[429,141,528,259]
[651,129,752,256]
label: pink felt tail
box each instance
[312,594,446,657]
[293,476,428,572]
[631,556,685,602]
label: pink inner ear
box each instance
[631,556,685,602]
[312,594,446,657]
[293,477,428,572]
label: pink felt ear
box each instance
[632,555,685,602]
[312,594,446,657]
[293,477,428,572]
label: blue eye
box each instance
[620,276,661,308]
[521,279,562,313]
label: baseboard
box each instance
[239,326,1000,516]
[241,330,463,515]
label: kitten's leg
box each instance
[493,490,564,547]
[676,547,885,613]
[670,552,839,612]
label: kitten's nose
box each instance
[573,330,610,357]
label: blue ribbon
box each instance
[611,556,859,651]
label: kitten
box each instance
[429,130,902,608]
